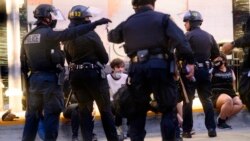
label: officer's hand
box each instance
[94,18,112,26]
[221,42,233,55]
[185,64,195,80]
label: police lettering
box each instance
[24,34,41,44]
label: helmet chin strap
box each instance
[50,20,57,28]
[40,17,57,28]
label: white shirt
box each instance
[107,73,128,101]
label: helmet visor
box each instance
[87,7,101,18]
[50,9,65,21]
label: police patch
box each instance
[24,34,41,44]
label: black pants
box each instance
[127,60,178,141]
[182,67,216,132]
[111,101,123,126]
[22,72,64,141]
[70,69,118,141]
[239,71,250,110]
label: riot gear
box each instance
[181,10,219,139]
[21,3,111,140]
[33,4,65,28]
[63,5,118,141]
[183,10,203,30]
[108,3,195,140]
[33,4,55,19]
[68,5,92,20]
[183,10,203,22]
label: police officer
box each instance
[181,10,220,138]
[63,5,118,141]
[108,0,195,141]
[20,4,111,141]
[222,16,250,111]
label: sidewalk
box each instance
[0,98,250,141]
[1,110,250,141]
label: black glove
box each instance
[94,18,112,26]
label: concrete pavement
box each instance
[1,109,250,141]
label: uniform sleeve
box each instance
[20,42,29,74]
[91,32,109,64]
[165,18,194,64]
[63,42,72,64]
[108,22,125,44]
[210,36,220,60]
[233,33,250,48]
[46,23,96,42]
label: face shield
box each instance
[50,9,65,21]
[86,7,102,20]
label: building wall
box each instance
[47,0,234,61]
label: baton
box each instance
[65,89,73,108]
[179,76,189,103]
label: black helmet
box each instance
[68,5,92,20]
[33,4,56,19]
[183,10,203,22]
[132,0,156,7]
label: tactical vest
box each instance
[23,26,64,72]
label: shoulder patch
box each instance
[24,34,41,44]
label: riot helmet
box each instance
[33,4,65,28]
[68,5,92,20]
[183,10,203,30]
[183,10,203,22]
[68,5,93,27]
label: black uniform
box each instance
[181,27,220,135]
[20,22,98,141]
[108,6,194,141]
[232,32,250,110]
[64,22,118,141]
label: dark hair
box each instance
[219,53,228,67]
[110,58,125,69]
[132,0,156,7]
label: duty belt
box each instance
[70,62,98,70]
[195,61,210,68]
[131,53,168,63]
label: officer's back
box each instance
[64,30,108,64]
[108,1,195,141]
[186,27,218,62]
[20,4,111,141]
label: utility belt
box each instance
[242,70,250,77]
[130,49,168,63]
[69,62,98,71]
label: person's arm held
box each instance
[222,33,250,54]
[47,18,111,42]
